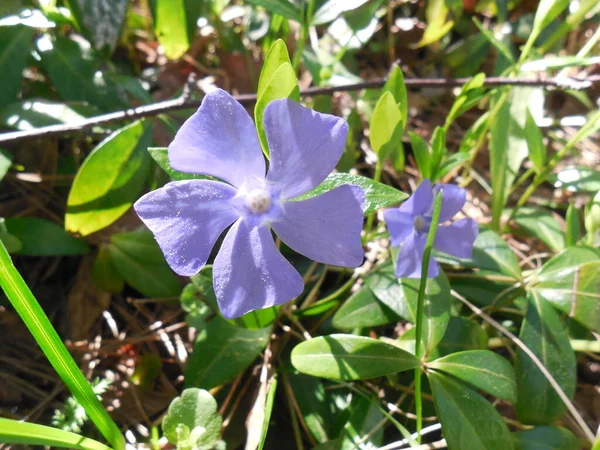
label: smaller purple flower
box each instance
[383,179,478,279]
[134,89,364,319]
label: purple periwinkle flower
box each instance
[383,179,478,279]
[134,89,364,318]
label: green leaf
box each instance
[108,231,181,298]
[291,334,420,380]
[366,262,451,356]
[0,219,22,254]
[409,131,431,179]
[340,394,384,450]
[185,317,270,389]
[513,426,579,450]
[472,18,515,65]
[65,0,128,54]
[525,110,546,174]
[429,127,446,180]
[511,206,565,251]
[295,172,407,215]
[565,203,580,247]
[5,218,89,256]
[313,0,371,25]
[257,39,293,98]
[369,91,403,159]
[332,285,400,329]
[446,73,486,128]
[0,417,111,450]
[428,350,517,403]
[91,246,124,293]
[0,25,34,108]
[66,121,151,236]
[549,165,600,192]
[435,152,469,180]
[428,371,514,450]
[0,100,90,131]
[162,388,222,450]
[255,61,299,155]
[521,55,600,71]
[0,149,13,181]
[533,0,569,33]
[437,316,488,357]
[255,376,277,450]
[148,147,207,181]
[515,295,576,425]
[529,246,600,331]
[383,63,408,128]
[150,0,190,59]
[413,0,454,48]
[244,0,301,21]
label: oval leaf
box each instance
[5,218,89,256]
[332,285,400,329]
[369,91,403,158]
[513,426,579,450]
[291,334,420,380]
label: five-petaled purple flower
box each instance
[134,89,364,318]
[383,179,478,278]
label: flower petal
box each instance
[271,185,364,267]
[213,220,304,319]
[168,89,265,188]
[434,219,478,259]
[433,184,466,222]
[383,208,414,247]
[394,231,439,279]
[399,179,433,217]
[264,98,348,199]
[134,180,240,276]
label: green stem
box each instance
[413,191,443,443]
[0,241,125,450]
[365,159,384,237]
[291,0,316,72]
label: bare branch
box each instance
[1,75,599,145]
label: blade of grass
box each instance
[413,190,443,443]
[0,240,125,450]
[0,418,112,450]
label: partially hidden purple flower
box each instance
[134,89,364,318]
[383,179,478,279]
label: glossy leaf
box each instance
[151,0,189,59]
[291,334,420,380]
[185,317,270,389]
[162,388,222,449]
[108,231,181,299]
[369,91,403,159]
[5,218,89,256]
[257,39,292,98]
[332,285,400,329]
[367,262,451,356]
[529,246,600,331]
[513,426,579,450]
[428,371,514,450]
[0,24,34,107]
[66,121,151,236]
[515,295,576,425]
[295,172,407,215]
[66,0,128,53]
[244,0,301,21]
[383,63,408,129]
[0,417,111,450]
[428,350,517,403]
[511,206,565,251]
[148,147,207,181]
[524,110,546,174]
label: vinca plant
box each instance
[0,1,599,450]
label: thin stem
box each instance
[414,191,444,443]
[365,159,384,236]
[0,241,125,449]
[292,0,316,72]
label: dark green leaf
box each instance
[428,371,514,450]
[150,0,190,59]
[332,285,400,329]
[291,334,420,380]
[340,394,383,450]
[511,206,565,251]
[437,316,488,357]
[428,350,517,403]
[91,246,124,293]
[435,152,469,180]
[0,25,34,108]
[515,295,576,425]
[66,121,151,236]
[162,388,222,449]
[185,317,270,389]
[4,218,89,256]
[296,173,407,215]
[109,231,181,298]
[148,147,207,181]
[244,0,301,21]
[513,426,579,450]
[65,0,128,53]
[288,373,335,443]
[549,165,600,192]
[529,246,600,331]
[524,110,546,174]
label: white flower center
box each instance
[245,188,272,214]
